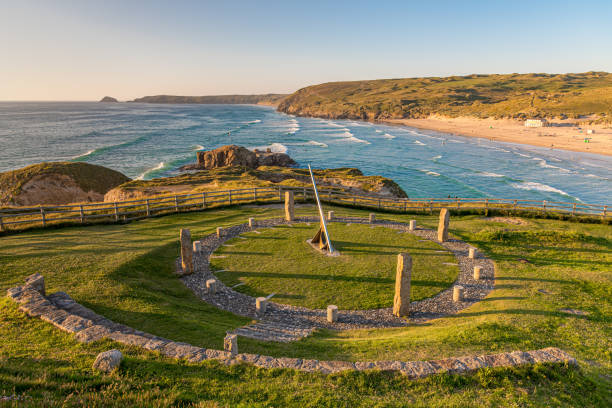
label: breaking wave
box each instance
[254,142,288,153]
[510,181,571,197]
[136,161,165,180]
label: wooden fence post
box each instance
[114,202,119,221]
[229,190,233,205]
[202,192,207,208]
[79,205,84,223]
[0,215,4,232]
[303,186,307,201]
[253,188,257,201]
[145,199,150,217]
[513,199,517,210]
[378,198,381,210]
[429,200,433,214]
[603,205,607,217]
[174,196,179,212]
[40,207,46,227]
[278,186,283,202]
[542,200,547,214]
[403,200,407,212]
[456,198,460,209]
[572,203,576,216]
[485,198,489,209]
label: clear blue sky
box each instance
[2,0,611,100]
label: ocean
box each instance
[0,102,610,204]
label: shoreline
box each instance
[379,116,612,157]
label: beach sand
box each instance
[383,116,612,156]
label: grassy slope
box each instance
[0,205,610,406]
[277,71,612,122]
[211,223,458,309]
[0,162,130,205]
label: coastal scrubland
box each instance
[277,71,612,122]
[0,204,610,406]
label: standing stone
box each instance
[224,334,238,355]
[369,213,376,223]
[193,241,202,253]
[92,349,123,373]
[327,305,338,323]
[393,253,412,317]
[248,218,255,229]
[473,266,482,280]
[453,286,464,302]
[24,273,45,296]
[327,211,334,221]
[216,227,223,239]
[285,191,295,221]
[256,297,267,314]
[468,248,476,259]
[437,208,450,242]
[206,279,218,294]
[409,220,417,231]
[180,229,193,275]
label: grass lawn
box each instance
[0,204,610,406]
[211,222,458,309]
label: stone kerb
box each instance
[6,275,577,377]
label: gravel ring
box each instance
[180,216,495,330]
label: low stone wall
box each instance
[6,274,577,377]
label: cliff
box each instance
[0,162,130,206]
[131,94,288,105]
[105,166,407,202]
[277,72,612,122]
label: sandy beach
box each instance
[383,116,612,157]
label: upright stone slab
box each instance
[180,229,193,275]
[224,334,238,355]
[248,218,255,229]
[216,227,223,239]
[327,211,334,221]
[393,253,412,317]
[206,279,218,294]
[327,305,338,323]
[468,248,476,259]
[473,266,482,280]
[193,241,202,253]
[437,208,450,242]
[256,297,267,314]
[409,220,416,231]
[285,191,295,221]
[369,213,376,223]
[453,286,464,302]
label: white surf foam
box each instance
[254,142,288,153]
[419,169,440,176]
[510,181,570,196]
[72,149,95,160]
[192,145,204,151]
[375,129,382,133]
[246,119,262,124]
[414,140,426,146]
[306,140,328,147]
[333,131,370,144]
[136,161,165,180]
[382,133,396,139]
[432,155,442,160]
[480,172,505,178]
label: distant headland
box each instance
[130,94,287,106]
[99,96,118,102]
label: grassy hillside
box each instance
[277,71,612,122]
[131,93,288,105]
[0,162,130,206]
[0,205,610,406]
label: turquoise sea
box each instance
[0,102,610,204]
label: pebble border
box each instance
[6,276,576,377]
[181,216,496,334]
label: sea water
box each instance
[0,102,610,204]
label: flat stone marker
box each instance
[453,286,464,302]
[193,241,202,253]
[473,266,482,280]
[468,248,476,259]
[285,191,295,221]
[216,227,223,239]
[206,279,218,294]
[180,229,193,275]
[92,349,122,373]
[393,253,412,317]
[409,220,416,231]
[24,273,45,296]
[438,208,450,242]
[248,218,255,229]
[256,297,267,314]
[327,305,338,323]
[327,211,334,221]
[224,334,238,355]
[369,213,376,223]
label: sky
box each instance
[1,0,611,101]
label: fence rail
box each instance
[0,185,608,232]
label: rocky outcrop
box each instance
[99,96,118,102]
[0,162,130,206]
[184,145,296,170]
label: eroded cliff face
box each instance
[11,174,104,206]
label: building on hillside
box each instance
[524,119,549,128]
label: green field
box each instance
[277,71,612,122]
[0,204,610,406]
[211,222,458,309]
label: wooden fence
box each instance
[0,185,608,232]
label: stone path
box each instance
[181,216,495,342]
[232,321,316,343]
[6,274,577,378]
